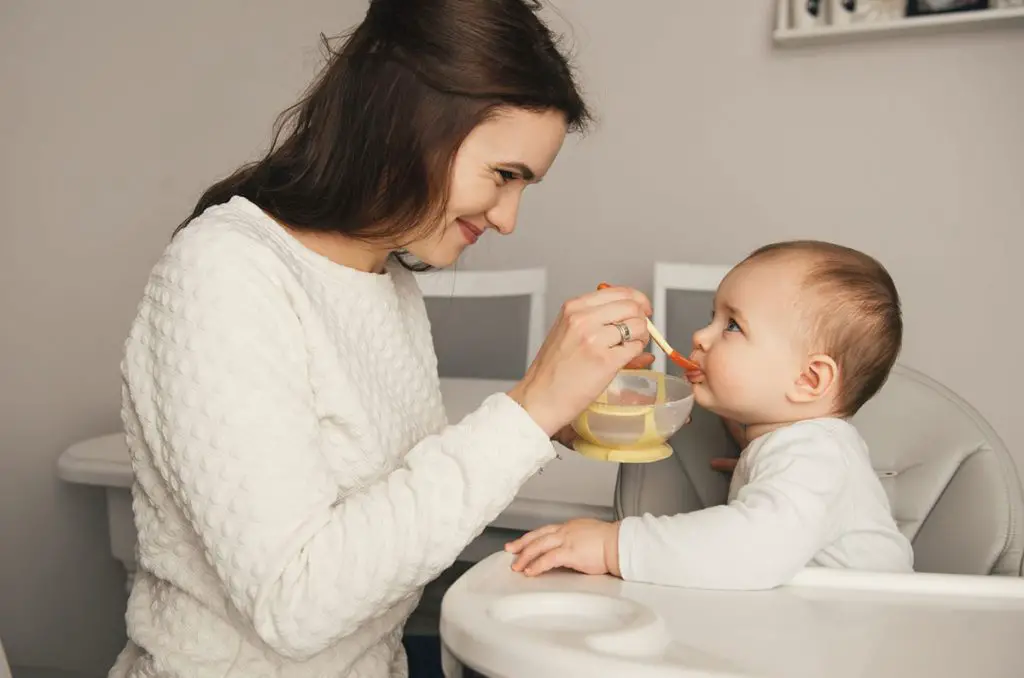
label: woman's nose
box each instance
[486,191,521,235]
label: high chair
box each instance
[0,636,10,678]
[440,362,1024,678]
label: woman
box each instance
[113,1,652,676]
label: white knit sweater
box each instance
[113,196,555,677]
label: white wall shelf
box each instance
[773,0,1024,46]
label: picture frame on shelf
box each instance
[774,0,1024,44]
[906,0,991,16]
[846,0,909,24]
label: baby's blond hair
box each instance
[741,240,902,417]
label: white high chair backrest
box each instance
[415,268,547,375]
[619,261,1024,576]
[0,634,12,678]
[651,262,730,373]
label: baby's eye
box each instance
[725,318,741,333]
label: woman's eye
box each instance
[496,169,518,183]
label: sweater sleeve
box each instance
[122,241,555,660]
[617,425,847,590]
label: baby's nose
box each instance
[692,325,712,352]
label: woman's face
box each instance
[403,107,568,268]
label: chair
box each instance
[0,635,10,678]
[651,263,730,373]
[616,262,1024,577]
[415,268,546,378]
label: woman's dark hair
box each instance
[177,0,590,268]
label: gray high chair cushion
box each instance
[614,364,1024,577]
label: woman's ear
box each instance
[789,354,838,404]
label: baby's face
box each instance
[687,256,811,425]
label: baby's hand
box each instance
[711,457,738,473]
[505,519,621,577]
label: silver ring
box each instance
[613,321,632,345]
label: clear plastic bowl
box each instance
[571,370,694,455]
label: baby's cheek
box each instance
[707,360,740,393]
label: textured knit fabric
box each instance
[618,418,913,589]
[113,196,555,677]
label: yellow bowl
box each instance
[571,369,694,463]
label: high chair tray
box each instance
[440,551,1024,678]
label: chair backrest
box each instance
[415,268,546,377]
[0,634,12,678]
[618,262,1024,577]
[651,263,730,373]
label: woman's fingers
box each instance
[551,425,577,447]
[607,339,646,367]
[624,352,655,370]
[577,300,649,330]
[593,316,650,349]
[565,285,652,317]
[508,283,657,436]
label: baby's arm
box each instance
[618,424,847,590]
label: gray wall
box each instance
[2,0,1022,674]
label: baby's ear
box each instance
[790,354,838,404]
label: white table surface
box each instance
[56,378,617,529]
[440,551,1024,678]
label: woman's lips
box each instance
[457,219,482,245]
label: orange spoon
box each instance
[597,282,701,372]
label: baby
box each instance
[506,240,914,589]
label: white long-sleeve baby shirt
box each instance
[113,196,556,678]
[618,418,913,590]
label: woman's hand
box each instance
[551,425,578,448]
[549,351,656,447]
[508,285,652,437]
